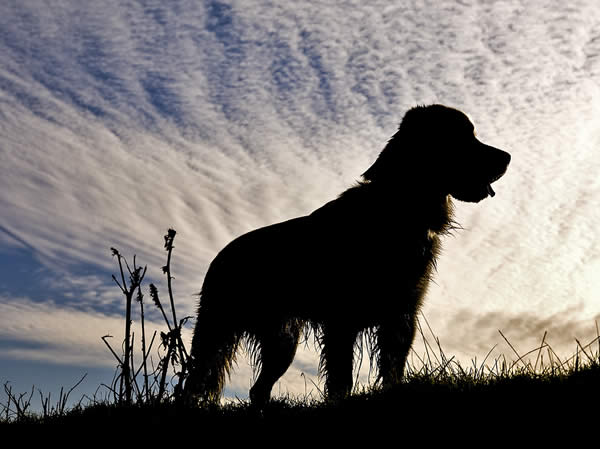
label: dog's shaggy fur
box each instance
[184,104,511,405]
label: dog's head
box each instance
[363,104,511,203]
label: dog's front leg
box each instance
[377,314,417,386]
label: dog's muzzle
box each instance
[478,141,511,197]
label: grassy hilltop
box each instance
[3,358,599,428]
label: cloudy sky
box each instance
[1,0,600,406]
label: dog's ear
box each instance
[362,106,434,182]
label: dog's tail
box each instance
[184,297,241,404]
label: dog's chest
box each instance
[374,227,437,270]
[330,218,440,288]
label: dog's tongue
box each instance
[486,184,496,197]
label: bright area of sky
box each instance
[1,0,600,409]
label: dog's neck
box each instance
[339,180,456,235]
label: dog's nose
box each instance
[479,140,511,168]
[492,149,511,181]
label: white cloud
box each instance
[0,296,148,367]
[1,0,600,398]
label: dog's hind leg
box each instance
[249,320,301,406]
[185,309,240,403]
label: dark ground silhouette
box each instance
[184,104,511,406]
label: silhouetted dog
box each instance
[184,104,511,405]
